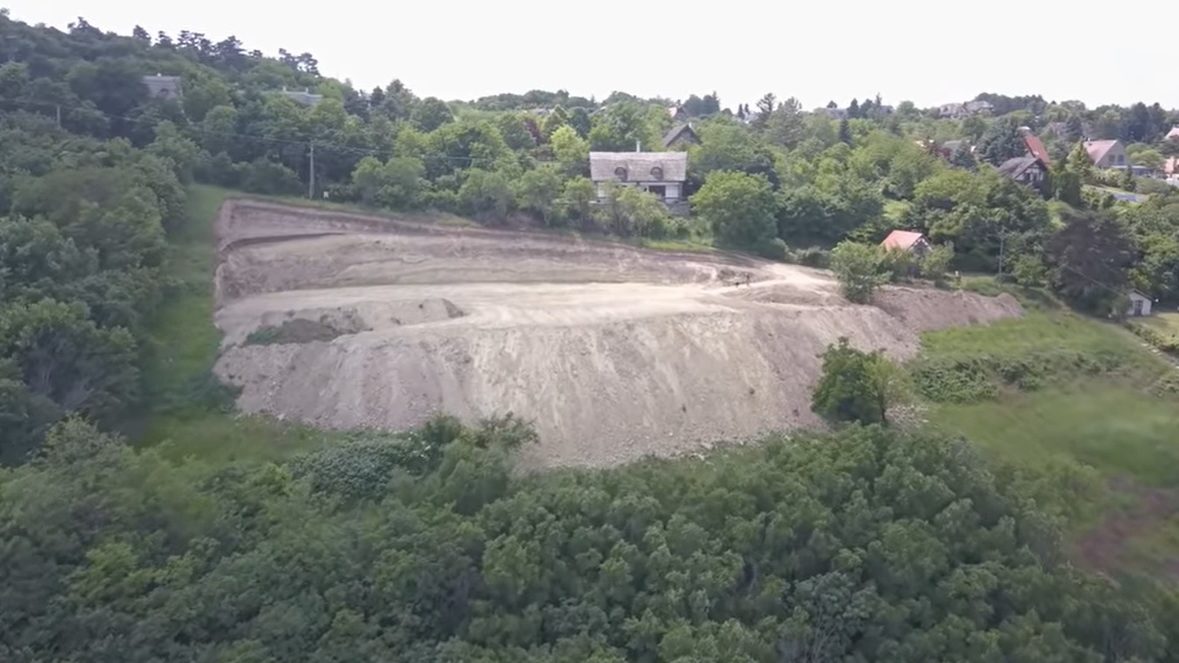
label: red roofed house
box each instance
[1021,131,1051,165]
[881,230,930,254]
[1165,157,1179,177]
[1084,139,1127,169]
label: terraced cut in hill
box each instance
[212,200,1023,468]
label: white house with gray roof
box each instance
[589,151,687,204]
[142,74,181,100]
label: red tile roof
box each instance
[1022,133,1051,165]
[881,230,927,251]
[1085,140,1119,164]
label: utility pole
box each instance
[55,104,61,127]
[308,141,315,200]
[997,231,1005,278]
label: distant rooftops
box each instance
[142,73,181,99]
[280,86,323,107]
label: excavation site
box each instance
[212,199,1023,468]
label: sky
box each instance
[5,0,1177,110]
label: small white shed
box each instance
[1127,290,1153,317]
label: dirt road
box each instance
[213,200,1022,468]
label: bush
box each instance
[811,338,904,425]
[830,241,887,303]
[911,349,1126,403]
[792,245,830,268]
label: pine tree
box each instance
[838,119,853,145]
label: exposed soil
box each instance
[212,199,1023,469]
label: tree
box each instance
[1047,210,1135,313]
[411,97,454,132]
[950,142,977,170]
[690,171,777,248]
[593,184,670,237]
[830,241,886,303]
[588,102,658,151]
[459,169,513,221]
[838,119,853,145]
[550,125,589,175]
[559,177,596,227]
[351,156,427,209]
[0,299,138,425]
[811,338,901,425]
[920,243,954,283]
[977,117,1026,165]
[513,165,564,225]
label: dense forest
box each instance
[3,11,1179,660]
[4,417,1177,661]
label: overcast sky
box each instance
[5,0,1176,110]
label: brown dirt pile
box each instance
[212,200,1023,468]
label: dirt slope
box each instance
[212,199,1022,468]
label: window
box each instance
[613,166,627,182]
[650,166,663,180]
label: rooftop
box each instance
[589,152,687,182]
[880,230,927,251]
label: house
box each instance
[1084,139,1127,169]
[142,74,181,100]
[662,123,700,149]
[667,105,688,122]
[817,107,848,120]
[1021,130,1051,165]
[937,100,994,119]
[880,230,930,254]
[280,87,323,107]
[1127,290,1153,317]
[998,155,1048,187]
[589,151,688,204]
[1166,126,1179,142]
[1164,157,1179,177]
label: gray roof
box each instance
[589,152,687,182]
[280,88,323,107]
[142,74,181,98]
[661,123,699,148]
[997,156,1042,178]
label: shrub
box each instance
[830,241,887,303]
[811,338,905,425]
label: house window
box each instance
[650,166,663,180]
[613,166,628,182]
[1116,154,1124,165]
[647,185,667,199]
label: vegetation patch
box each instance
[244,318,354,346]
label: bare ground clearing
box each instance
[212,200,1022,468]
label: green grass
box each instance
[1137,312,1179,339]
[921,310,1161,374]
[927,384,1179,485]
[639,238,716,253]
[136,185,334,461]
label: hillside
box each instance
[209,199,1021,467]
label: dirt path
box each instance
[211,199,1023,469]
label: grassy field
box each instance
[928,384,1179,485]
[1137,311,1179,338]
[136,185,337,463]
[914,304,1179,578]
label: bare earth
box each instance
[212,200,1023,469]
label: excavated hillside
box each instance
[212,200,1023,468]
